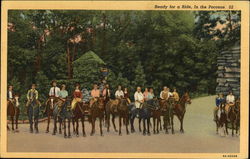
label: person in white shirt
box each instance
[7,85,14,104]
[115,85,124,99]
[134,86,144,109]
[49,80,60,97]
[160,86,172,100]
[225,91,236,120]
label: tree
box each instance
[132,61,146,88]
[73,51,105,88]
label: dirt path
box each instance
[7,95,239,153]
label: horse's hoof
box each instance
[131,129,135,133]
[127,132,130,135]
[52,132,56,135]
[46,130,49,133]
[76,134,79,137]
[157,131,159,134]
[119,133,122,136]
[147,133,151,136]
[35,130,39,134]
[165,131,169,134]
[172,131,175,134]
[83,134,86,137]
[143,132,146,136]
[101,134,104,137]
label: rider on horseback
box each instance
[172,88,180,103]
[7,85,15,105]
[134,86,144,109]
[160,86,172,100]
[71,83,83,110]
[58,84,69,110]
[147,88,155,100]
[89,83,100,108]
[213,93,225,121]
[46,80,60,109]
[226,91,235,121]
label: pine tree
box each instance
[132,61,146,89]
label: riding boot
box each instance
[30,125,33,133]
[136,108,140,118]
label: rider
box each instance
[213,93,225,121]
[71,83,83,110]
[7,85,15,104]
[46,80,60,107]
[102,83,111,103]
[58,84,69,108]
[124,87,131,104]
[115,85,124,99]
[147,88,155,100]
[134,86,144,109]
[26,83,40,133]
[226,91,235,120]
[143,87,149,101]
[160,86,170,100]
[89,83,100,108]
[82,87,91,103]
[172,88,180,103]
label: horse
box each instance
[172,92,191,133]
[130,98,160,136]
[45,96,59,133]
[160,97,175,134]
[89,97,105,136]
[106,98,129,135]
[52,98,68,135]
[151,99,162,134]
[215,102,228,136]
[7,95,20,132]
[226,98,240,136]
[26,97,40,133]
[72,100,89,137]
[235,98,240,136]
[59,97,73,138]
[105,99,119,133]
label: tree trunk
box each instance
[66,41,73,79]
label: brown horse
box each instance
[90,97,105,136]
[72,101,89,137]
[160,97,175,134]
[7,95,20,132]
[172,92,191,133]
[106,98,129,135]
[235,98,240,135]
[226,98,240,136]
[45,97,59,133]
[214,102,227,136]
[151,99,162,134]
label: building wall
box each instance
[216,43,240,98]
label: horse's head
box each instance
[120,98,129,106]
[183,92,191,104]
[97,97,105,109]
[14,94,20,107]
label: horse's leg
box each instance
[81,117,86,137]
[160,117,163,131]
[112,114,117,132]
[76,118,79,137]
[157,116,160,134]
[119,116,122,136]
[72,117,76,134]
[28,106,33,133]
[142,119,146,135]
[147,118,151,136]
[231,120,234,136]
[126,115,129,135]
[90,117,95,136]
[107,113,110,132]
[46,111,50,133]
[11,116,14,132]
[59,118,62,134]
[52,116,57,135]
[64,119,67,138]
[139,118,142,132]
[130,115,135,133]
[153,117,156,134]
[171,114,174,134]
[225,120,228,135]
[15,109,19,132]
[34,107,39,133]
[68,118,71,138]
[100,117,103,136]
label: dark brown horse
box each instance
[235,98,240,136]
[72,101,89,137]
[106,98,130,135]
[160,97,175,134]
[226,98,240,136]
[215,102,227,136]
[7,95,20,132]
[89,97,105,136]
[151,99,162,134]
[45,97,59,133]
[172,92,191,133]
